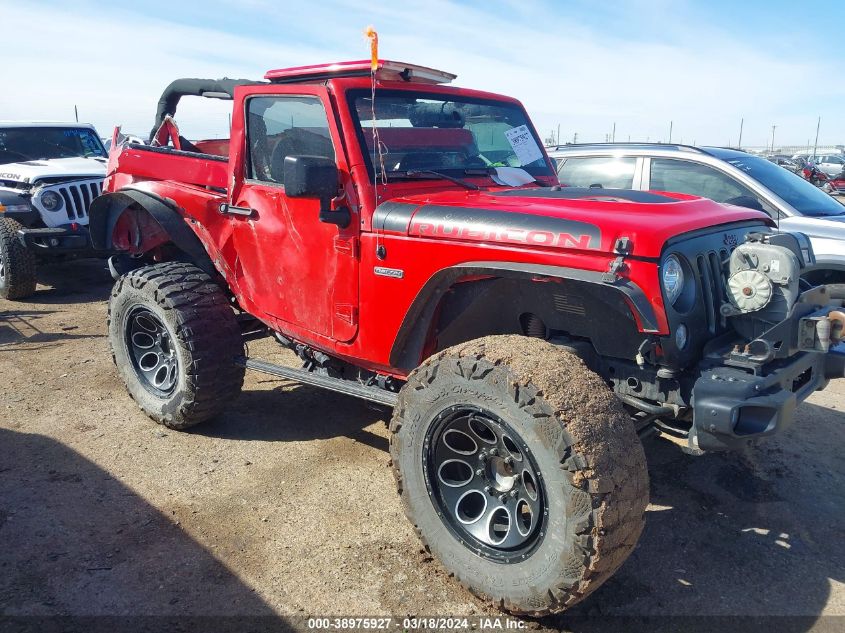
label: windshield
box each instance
[347,89,554,181]
[722,153,845,217]
[0,127,107,164]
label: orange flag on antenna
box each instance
[365,26,378,73]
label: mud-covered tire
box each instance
[108,262,245,429]
[390,335,649,616]
[0,217,37,300]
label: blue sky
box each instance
[2,0,844,148]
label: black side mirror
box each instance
[283,155,338,199]
[283,155,350,228]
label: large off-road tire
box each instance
[0,217,37,300]
[390,335,649,616]
[108,262,245,429]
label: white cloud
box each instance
[1,0,842,148]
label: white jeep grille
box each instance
[33,179,103,227]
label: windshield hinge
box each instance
[602,237,633,283]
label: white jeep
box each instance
[0,122,107,299]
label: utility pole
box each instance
[738,117,744,149]
[770,125,777,152]
[74,105,79,122]
[572,132,578,144]
[813,116,820,159]
[611,122,616,143]
[668,121,673,143]
[557,123,561,146]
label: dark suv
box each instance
[548,143,845,287]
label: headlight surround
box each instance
[40,190,64,211]
[662,254,685,305]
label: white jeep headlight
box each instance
[40,190,64,211]
[662,255,684,305]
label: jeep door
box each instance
[226,86,359,343]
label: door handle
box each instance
[218,203,254,218]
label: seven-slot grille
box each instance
[695,248,731,335]
[54,180,102,220]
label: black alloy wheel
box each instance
[424,405,547,563]
[124,306,179,396]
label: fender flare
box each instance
[389,261,660,371]
[89,188,217,278]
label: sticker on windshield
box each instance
[504,125,543,166]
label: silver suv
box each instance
[547,143,845,286]
[793,153,845,177]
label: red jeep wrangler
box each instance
[89,60,845,615]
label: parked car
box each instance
[766,154,802,174]
[548,143,845,286]
[88,61,844,615]
[0,122,107,299]
[792,152,845,177]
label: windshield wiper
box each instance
[388,169,478,190]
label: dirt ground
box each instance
[1,259,844,631]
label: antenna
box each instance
[74,105,79,122]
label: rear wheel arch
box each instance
[389,262,657,371]
[89,189,219,280]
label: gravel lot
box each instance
[1,260,844,630]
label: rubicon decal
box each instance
[408,205,601,250]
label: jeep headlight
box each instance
[662,255,684,305]
[40,190,63,211]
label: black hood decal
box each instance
[374,201,602,250]
[412,205,601,250]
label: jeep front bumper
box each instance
[690,286,844,452]
[17,224,96,256]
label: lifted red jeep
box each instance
[89,60,845,615]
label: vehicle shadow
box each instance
[29,258,114,305]
[544,400,845,632]
[0,309,103,348]
[0,428,292,629]
[195,382,390,453]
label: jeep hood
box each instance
[376,187,770,259]
[0,156,107,184]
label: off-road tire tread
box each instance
[108,261,244,429]
[0,217,37,300]
[389,335,649,616]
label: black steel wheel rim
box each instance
[424,405,548,563]
[124,306,179,396]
